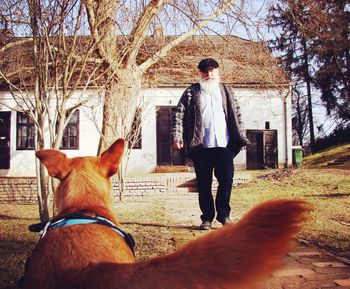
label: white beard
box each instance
[200,77,220,93]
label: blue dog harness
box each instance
[29,212,135,255]
[20,213,135,288]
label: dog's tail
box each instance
[81,199,311,289]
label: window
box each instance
[60,110,79,150]
[17,112,35,150]
[128,108,142,149]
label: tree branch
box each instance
[124,0,166,68]
[0,38,33,53]
[139,0,236,72]
[83,0,122,76]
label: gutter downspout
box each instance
[283,85,291,168]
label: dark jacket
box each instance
[171,83,249,157]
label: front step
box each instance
[155,166,190,173]
[176,178,198,193]
[175,178,219,194]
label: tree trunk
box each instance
[36,160,50,222]
[35,125,50,222]
[295,94,304,146]
[97,68,142,200]
[98,68,142,154]
[117,164,125,201]
[302,39,315,151]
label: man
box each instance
[171,57,249,230]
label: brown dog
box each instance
[22,139,310,289]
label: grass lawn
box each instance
[0,199,175,289]
[0,166,349,288]
[303,143,350,167]
[232,168,350,258]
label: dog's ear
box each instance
[36,150,71,180]
[99,139,125,177]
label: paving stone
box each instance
[314,267,350,275]
[263,275,305,289]
[289,251,323,258]
[299,257,336,265]
[272,268,315,277]
[313,262,349,268]
[304,273,342,281]
[294,280,339,288]
[334,279,350,287]
[281,261,315,269]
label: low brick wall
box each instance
[111,177,166,198]
[0,172,250,204]
[0,177,38,203]
[0,174,198,204]
[111,174,197,198]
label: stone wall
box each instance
[111,174,198,198]
[0,177,38,203]
[0,174,198,204]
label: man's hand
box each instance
[172,142,183,150]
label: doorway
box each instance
[156,106,185,166]
[246,129,278,169]
[0,112,11,169]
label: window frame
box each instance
[16,112,35,150]
[59,110,80,150]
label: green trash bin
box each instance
[292,146,303,168]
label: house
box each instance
[0,34,291,177]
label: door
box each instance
[0,112,11,169]
[246,129,278,170]
[246,130,264,169]
[156,106,185,165]
[264,130,278,168]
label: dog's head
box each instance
[36,139,125,215]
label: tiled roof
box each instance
[143,35,289,86]
[0,34,289,90]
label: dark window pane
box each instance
[60,110,79,149]
[70,112,78,123]
[17,112,35,150]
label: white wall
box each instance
[0,85,291,177]
[234,88,292,168]
[126,87,184,174]
[126,85,292,173]
[0,90,103,177]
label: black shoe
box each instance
[199,221,212,230]
[221,217,232,226]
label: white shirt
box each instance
[200,84,229,148]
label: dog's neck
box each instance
[57,205,119,225]
[54,172,118,223]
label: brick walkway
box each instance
[164,191,350,289]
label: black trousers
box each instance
[190,147,234,223]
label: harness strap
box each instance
[30,212,135,255]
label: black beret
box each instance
[198,58,219,72]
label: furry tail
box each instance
[80,200,311,289]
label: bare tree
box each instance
[81,0,251,153]
[0,0,104,221]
